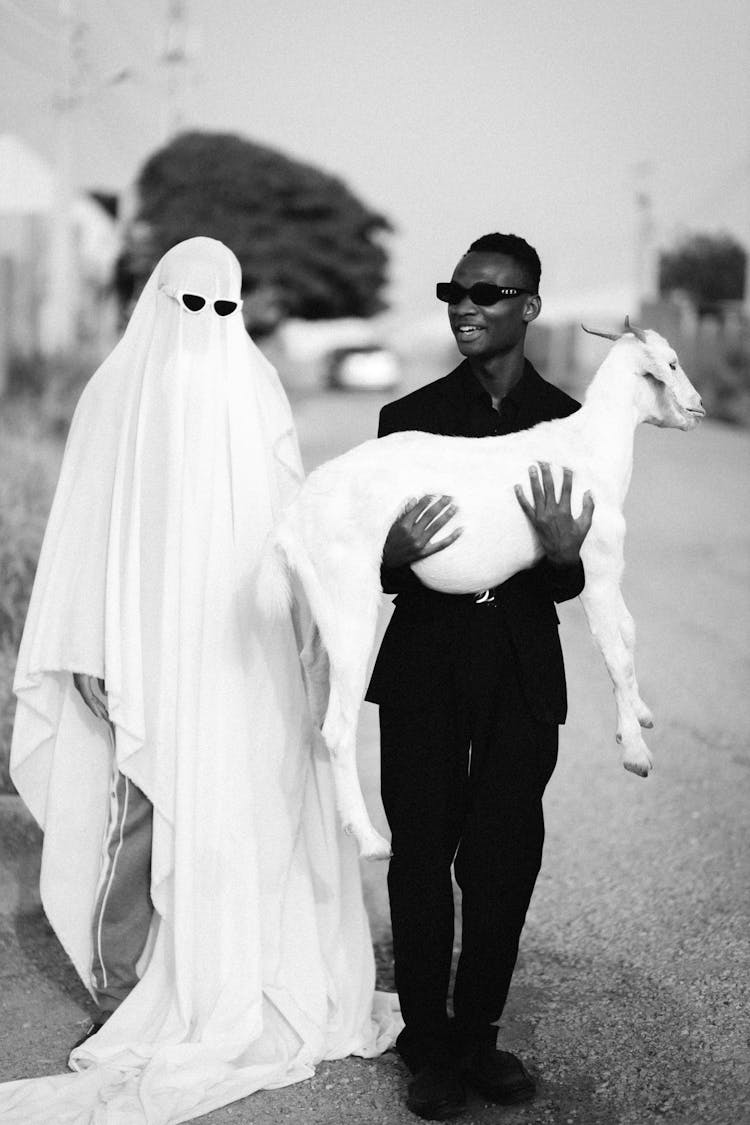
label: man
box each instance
[366,232,594,1119]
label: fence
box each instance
[526,299,750,424]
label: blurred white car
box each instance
[326,345,401,391]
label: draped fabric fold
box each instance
[1,238,399,1123]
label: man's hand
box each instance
[382,495,462,569]
[73,673,110,722]
[514,463,594,566]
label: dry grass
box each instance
[0,400,66,791]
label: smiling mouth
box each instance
[455,325,484,338]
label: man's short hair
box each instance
[466,232,541,293]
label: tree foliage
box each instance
[119,130,393,332]
[659,231,746,312]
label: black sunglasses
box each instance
[435,281,531,306]
[160,285,243,317]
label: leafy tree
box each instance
[117,131,393,336]
[659,232,746,313]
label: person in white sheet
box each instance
[1,237,399,1125]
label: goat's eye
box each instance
[669,361,677,370]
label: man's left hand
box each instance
[514,462,594,566]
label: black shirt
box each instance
[367,358,585,722]
[379,361,585,603]
[460,360,526,436]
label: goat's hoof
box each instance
[342,822,392,860]
[623,746,653,777]
[359,831,392,862]
[636,704,654,729]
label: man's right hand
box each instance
[73,673,110,723]
[382,495,462,569]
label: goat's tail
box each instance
[257,518,336,653]
[255,532,294,619]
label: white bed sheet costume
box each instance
[1,238,399,1124]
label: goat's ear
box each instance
[641,366,668,388]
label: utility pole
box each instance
[633,161,658,312]
[161,0,190,142]
[42,0,87,353]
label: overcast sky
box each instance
[2,0,748,321]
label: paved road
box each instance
[1,373,748,1124]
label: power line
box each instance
[0,12,62,77]
[107,2,158,66]
[160,0,191,141]
[3,1,199,151]
[0,0,58,42]
[87,95,158,176]
[0,37,60,81]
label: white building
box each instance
[0,134,119,384]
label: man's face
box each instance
[447,252,541,359]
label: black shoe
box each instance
[72,1021,104,1049]
[464,1044,535,1105]
[406,1063,466,1120]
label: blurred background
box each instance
[1,5,749,1118]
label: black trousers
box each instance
[379,605,558,1070]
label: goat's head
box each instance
[582,317,705,430]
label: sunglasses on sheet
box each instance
[435,282,532,306]
[160,285,243,317]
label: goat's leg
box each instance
[319,594,391,861]
[613,588,654,729]
[323,659,392,860]
[329,731,392,861]
[579,577,653,776]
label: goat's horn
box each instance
[581,324,621,342]
[624,315,648,343]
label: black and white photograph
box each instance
[0,2,748,1122]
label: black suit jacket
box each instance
[365,359,584,724]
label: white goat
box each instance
[263,320,704,860]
